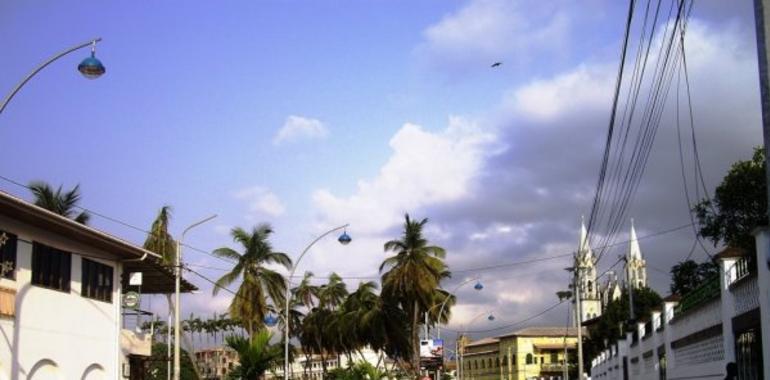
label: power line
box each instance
[0,173,238,266]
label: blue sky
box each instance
[0,0,763,343]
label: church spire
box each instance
[579,216,593,261]
[628,218,642,260]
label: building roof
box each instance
[500,326,583,338]
[0,190,196,293]
[465,337,500,347]
[715,246,748,259]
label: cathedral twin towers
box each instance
[572,218,648,323]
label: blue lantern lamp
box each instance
[338,230,352,245]
[77,41,106,79]
[474,281,484,291]
[487,314,495,321]
[264,313,278,327]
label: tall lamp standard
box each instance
[1,38,106,115]
[434,277,484,341]
[459,310,495,380]
[284,224,351,380]
[174,215,217,380]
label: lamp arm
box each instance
[284,223,349,380]
[435,276,480,340]
[1,38,102,115]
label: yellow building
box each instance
[461,326,580,380]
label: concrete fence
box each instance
[590,228,770,380]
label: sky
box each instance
[0,0,763,348]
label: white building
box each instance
[575,219,602,322]
[0,191,195,379]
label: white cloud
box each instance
[507,63,615,122]
[273,115,329,145]
[417,0,570,72]
[234,186,286,218]
[313,116,497,235]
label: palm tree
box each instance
[379,214,448,375]
[225,330,283,380]
[318,272,348,310]
[293,271,320,308]
[28,181,90,224]
[213,224,292,337]
[143,206,175,264]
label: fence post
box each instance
[753,228,770,377]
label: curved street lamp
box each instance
[1,38,105,115]
[435,277,483,340]
[284,224,351,380]
[459,310,496,380]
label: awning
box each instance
[121,257,197,294]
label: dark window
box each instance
[0,230,17,280]
[81,258,113,302]
[526,353,533,365]
[31,242,71,291]
[550,351,558,363]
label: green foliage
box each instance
[146,343,199,380]
[669,259,719,296]
[143,206,176,264]
[584,287,662,369]
[28,181,90,224]
[327,361,390,380]
[213,224,292,336]
[380,214,449,374]
[675,275,720,314]
[694,147,767,250]
[226,330,284,380]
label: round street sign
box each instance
[123,291,140,309]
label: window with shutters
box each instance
[31,242,71,292]
[81,258,113,302]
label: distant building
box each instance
[0,190,195,379]
[195,346,239,380]
[461,326,581,380]
[267,346,388,379]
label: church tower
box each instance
[625,219,647,289]
[575,218,602,322]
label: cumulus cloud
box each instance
[273,115,329,145]
[313,116,498,235]
[234,186,286,219]
[415,0,580,75]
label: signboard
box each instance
[419,339,444,370]
[129,272,143,286]
[122,291,140,309]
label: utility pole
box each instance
[574,267,584,380]
[754,0,770,224]
[622,256,635,324]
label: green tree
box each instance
[380,214,448,375]
[694,147,767,250]
[146,343,199,380]
[28,181,90,224]
[584,287,661,370]
[213,224,292,337]
[225,330,283,380]
[669,259,719,296]
[143,206,175,264]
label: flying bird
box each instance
[491,62,502,68]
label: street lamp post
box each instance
[174,215,217,380]
[459,310,495,380]
[435,277,483,341]
[429,277,482,380]
[1,38,105,115]
[284,224,351,380]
